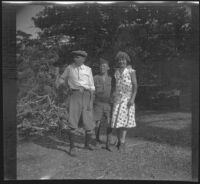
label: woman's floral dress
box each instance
[111,67,136,128]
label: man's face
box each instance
[100,63,109,74]
[73,55,86,66]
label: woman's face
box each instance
[117,58,127,69]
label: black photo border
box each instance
[1,1,199,183]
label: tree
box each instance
[32,3,192,85]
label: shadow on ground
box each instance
[128,111,191,148]
[30,130,94,157]
[129,121,191,148]
[95,110,191,148]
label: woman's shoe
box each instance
[120,142,126,152]
[117,141,126,152]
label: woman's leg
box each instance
[116,128,121,149]
[121,128,128,144]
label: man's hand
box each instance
[87,87,94,111]
[59,78,65,84]
[87,101,93,111]
[55,77,65,89]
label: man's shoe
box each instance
[117,142,126,152]
[105,144,112,152]
[68,130,76,156]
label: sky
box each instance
[16,5,45,38]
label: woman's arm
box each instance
[127,70,138,107]
[130,70,138,101]
[110,76,116,104]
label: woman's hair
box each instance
[115,51,131,64]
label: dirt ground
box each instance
[17,110,192,180]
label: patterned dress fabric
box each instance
[111,68,136,128]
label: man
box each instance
[93,58,114,151]
[57,50,96,156]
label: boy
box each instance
[93,58,113,151]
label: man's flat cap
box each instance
[71,50,88,57]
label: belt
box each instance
[95,97,110,103]
[71,88,89,92]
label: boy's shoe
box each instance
[106,132,113,152]
[117,142,126,152]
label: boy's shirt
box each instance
[94,74,112,103]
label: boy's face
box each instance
[100,63,109,74]
[73,55,86,66]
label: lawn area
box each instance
[17,110,192,180]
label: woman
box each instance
[111,51,138,151]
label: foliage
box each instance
[16,31,70,138]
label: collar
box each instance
[118,67,128,75]
[72,63,85,70]
[100,73,108,78]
